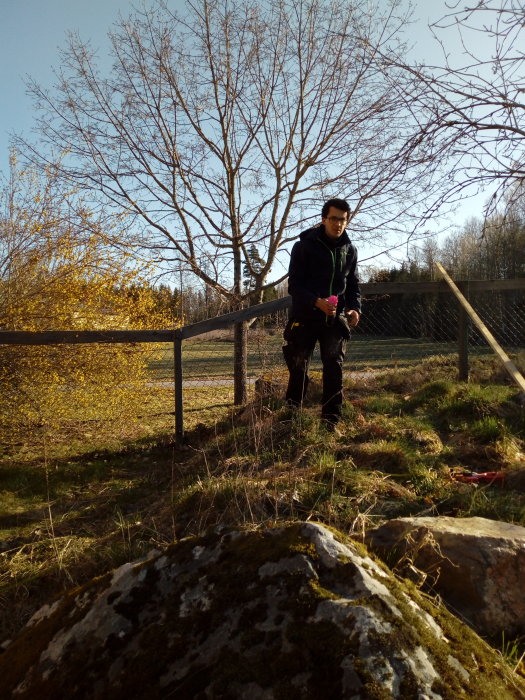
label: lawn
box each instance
[148,331,468,381]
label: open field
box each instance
[148,332,481,381]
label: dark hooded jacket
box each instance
[287,224,361,321]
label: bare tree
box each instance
[390,0,525,221]
[22,0,446,403]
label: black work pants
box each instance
[282,317,350,424]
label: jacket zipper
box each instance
[317,237,337,296]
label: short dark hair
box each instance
[321,198,351,219]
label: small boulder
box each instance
[0,522,523,699]
[365,516,525,639]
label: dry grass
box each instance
[1,354,524,647]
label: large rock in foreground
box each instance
[365,516,525,639]
[1,522,523,699]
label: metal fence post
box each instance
[174,332,184,441]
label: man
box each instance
[283,198,361,430]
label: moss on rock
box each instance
[0,522,523,699]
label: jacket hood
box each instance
[299,224,352,247]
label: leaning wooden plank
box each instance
[435,262,525,394]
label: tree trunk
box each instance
[233,320,248,405]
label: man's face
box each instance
[322,206,348,240]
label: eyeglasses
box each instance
[326,216,347,224]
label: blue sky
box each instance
[0,0,491,268]
[0,0,470,168]
[0,0,180,171]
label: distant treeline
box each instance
[357,206,525,346]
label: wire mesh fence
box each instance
[167,283,524,433]
[1,280,524,458]
[179,287,524,373]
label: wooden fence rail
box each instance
[2,278,524,439]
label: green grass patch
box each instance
[471,416,507,443]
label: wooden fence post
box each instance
[457,287,469,381]
[174,333,184,441]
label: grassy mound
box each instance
[1,354,524,669]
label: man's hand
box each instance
[345,309,360,327]
[315,297,337,318]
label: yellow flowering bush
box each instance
[0,157,178,449]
